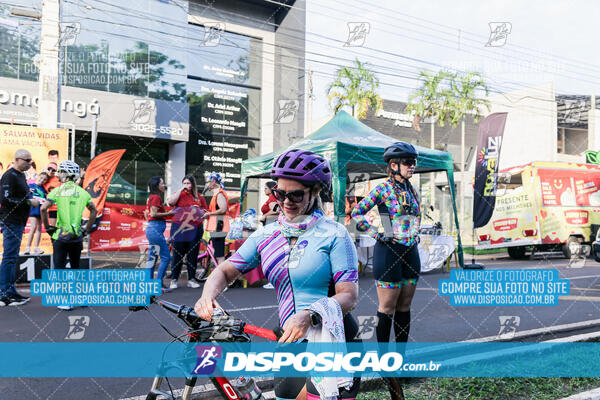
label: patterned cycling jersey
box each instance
[351,178,421,246]
[228,215,358,326]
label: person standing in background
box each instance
[47,150,59,164]
[259,181,279,225]
[352,142,421,346]
[0,149,39,307]
[43,162,61,225]
[41,161,97,311]
[26,161,38,184]
[23,172,49,255]
[145,176,175,292]
[206,173,230,266]
[167,174,208,289]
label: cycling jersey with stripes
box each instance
[229,215,358,326]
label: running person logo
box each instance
[130,99,156,125]
[354,315,378,340]
[486,22,512,47]
[65,316,90,340]
[58,22,81,46]
[200,22,225,47]
[344,22,370,47]
[568,244,590,269]
[497,316,520,339]
[274,100,299,124]
[192,345,223,375]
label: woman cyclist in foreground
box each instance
[195,149,361,400]
[351,142,421,345]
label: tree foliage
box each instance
[405,70,490,131]
[327,58,383,119]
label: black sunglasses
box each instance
[17,158,32,163]
[400,158,417,167]
[47,167,56,172]
[272,187,310,203]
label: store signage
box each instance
[0,88,99,118]
[376,108,413,127]
[0,77,189,141]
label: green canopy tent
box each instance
[240,110,464,267]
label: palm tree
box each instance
[327,58,383,119]
[404,70,455,210]
[406,69,490,257]
[448,71,490,244]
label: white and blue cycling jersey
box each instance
[229,216,359,326]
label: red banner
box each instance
[538,168,600,207]
[90,202,171,252]
[83,149,126,219]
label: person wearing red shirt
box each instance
[145,176,175,292]
[43,162,61,224]
[167,175,208,289]
[259,181,279,226]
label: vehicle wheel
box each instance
[507,246,527,259]
[563,236,580,259]
[594,248,600,263]
[195,254,214,281]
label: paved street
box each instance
[1,254,600,399]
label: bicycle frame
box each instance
[145,301,277,400]
[197,239,217,265]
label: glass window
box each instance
[187,24,262,87]
[74,131,168,205]
[60,0,187,101]
[0,4,41,82]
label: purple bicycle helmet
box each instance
[271,149,331,190]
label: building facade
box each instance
[0,0,304,209]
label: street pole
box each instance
[38,0,61,129]
[430,119,436,207]
[461,117,465,236]
[306,68,313,136]
[91,114,98,160]
[17,21,21,80]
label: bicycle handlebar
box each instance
[158,300,279,341]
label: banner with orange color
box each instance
[82,149,126,218]
[0,124,68,177]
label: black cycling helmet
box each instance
[383,142,418,163]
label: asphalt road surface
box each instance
[1,253,599,399]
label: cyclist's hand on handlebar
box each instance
[194,296,222,321]
[279,310,311,343]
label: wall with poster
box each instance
[0,219,54,255]
[0,124,68,254]
[0,124,68,173]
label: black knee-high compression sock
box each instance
[376,311,393,342]
[394,311,411,343]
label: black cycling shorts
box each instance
[373,241,421,288]
[274,313,361,399]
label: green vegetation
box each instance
[462,246,507,255]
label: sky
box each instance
[305,0,600,121]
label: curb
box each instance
[559,388,600,400]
